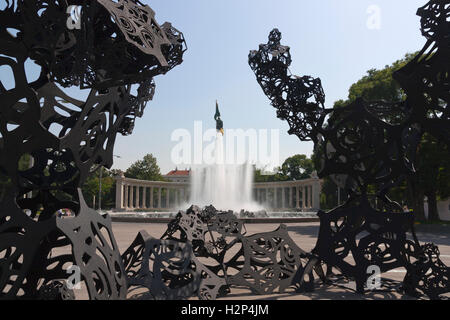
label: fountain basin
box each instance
[107,210,319,224]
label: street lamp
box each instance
[98,154,122,212]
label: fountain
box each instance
[188,133,264,213]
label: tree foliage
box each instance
[81,167,116,210]
[125,154,163,181]
[254,154,314,182]
[347,53,417,103]
[279,154,314,181]
[323,52,449,221]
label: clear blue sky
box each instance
[0,0,427,174]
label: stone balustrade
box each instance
[253,178,321,211]
[115,176,189,211]
[115,175,322,211]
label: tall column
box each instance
[305,185,308,209]
[158,187,162,209]
[136,186,140,209]
[306,185,310,208]
[296,186,300,209]
[124,184,129,209]
[302,186,306,210]
[166,188,170,209]
[175,188,179,206]
[142,187,147,209]
[129,185,134,208]
[274,187,278,209]
[307,185,311,208]
[310,185,314,209]
[282,188,286,209]
[289,187,293,208]
[312,180,321,210]
[115,178,124,210]
[150,187,154,209]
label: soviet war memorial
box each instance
[0,0,449,310]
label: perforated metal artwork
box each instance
[0,0,185,299]
[248,0,449,300]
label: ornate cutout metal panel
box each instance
[123,205,315,299]
[226,224,314,294]
[122,230,227,300]
[249,0,450,300]
[0,0,185,299]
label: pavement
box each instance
[109,221,450,301]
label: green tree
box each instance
[347,54,416,102]
[325,52,449,221]
[82,167,116,210]
[254,155,314,183]
[416,134,450,221]
[254,166,287,183]
[279,154,314,181]
[125,154,163,181]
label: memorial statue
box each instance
[214,100,224,135]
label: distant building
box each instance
[163,168,190,183]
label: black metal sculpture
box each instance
[121,205,314,299]
[122,230,228,300]
[249,0,449,299]
[0,0,185,299]
[1,0,447,301]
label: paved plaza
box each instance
[111,221,450,300]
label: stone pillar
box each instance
[166,188,170,209]
[302,186,306,210]
[150,187,154,209]
[307,185,311,208]
[142,187,147,209]
[289,187,293,208]
[312,182,321,210]
[309,185,312,208]
[306,185,310,208]
[308,185,312,208]
[136,186,140,209]
[129,185,134,209]
[282,188,286,209]
[158,187,162,209]
[124,184,129,209]
[175,188,179,206]
[115,177,124,210]
[296,186,300,209]
[274,187,278,209]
